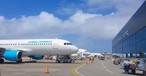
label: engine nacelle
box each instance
[30,55,43,60]
[3,50,22,61]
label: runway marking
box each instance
[71,63,86,76]
[101,62,114,74]
[71,68,81,76]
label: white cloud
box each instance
[0,12,63,38]
[0,0,144,52]
[86,0,144,15]
[0,11,132,39]
[62,11,128,39]
[0,0,144,40]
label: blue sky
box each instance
[0,0,116,19]
[0,0,145,53]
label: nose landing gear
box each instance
[0,59,4,63]
[0,48,5,63]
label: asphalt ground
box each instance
[0,57,84,76]
[77,58,143,76]
[0,57,143,76]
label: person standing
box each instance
[88,56,91,63]
[123,59,131,74]
[91,56,94,63]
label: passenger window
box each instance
[64,43,67,45]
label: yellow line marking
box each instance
[71,63,86,76]
[71,68,80,76]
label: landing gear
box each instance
[0,59,4,63]
[0,48,5,63]
[56,60,60,63]
[131,70,136,74]
[56,55,73,63]
[16,59,22,63]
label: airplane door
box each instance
[53,40,59,54]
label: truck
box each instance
[56,55,74,63]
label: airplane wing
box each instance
[16,48,33,56]
[1,48,33,56]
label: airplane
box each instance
[71,49,91,60]
[0,39,78,63]
[90,53,103,57]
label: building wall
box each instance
[112,1,146,55]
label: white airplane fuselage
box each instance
[0,39,78,62]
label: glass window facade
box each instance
[112,1,146,58]
[136,27,146,53]
[112,27,146,55]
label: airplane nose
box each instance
[71,45,78,53]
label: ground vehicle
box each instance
[56,55,74,63]
[99,56,105,60]
[121,58,140,74]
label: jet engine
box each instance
[3,50,22,62]
[30,55,44,60]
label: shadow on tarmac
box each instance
[1,60,82,64]
[121,72,142,76]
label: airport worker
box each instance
[123,59,131,74]
[129,58,137,73]
[91,56,94,63]
[130,58,137,65]
[88,56,92,63]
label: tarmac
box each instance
[0,58,84,76]
[77,58,143,76]
[0,57,143,76]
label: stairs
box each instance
[0,48,5,58]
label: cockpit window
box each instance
[64,43,67,45]
[64,43,72,45]
[67,43,72,45]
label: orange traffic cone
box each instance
[84,60,88,64]
[45,65,49,73]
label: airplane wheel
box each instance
[58,61,60,63]
[0,59,4,63]
[17,59,22,63]
[131,70,136,74]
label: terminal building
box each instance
[112,1,146,58]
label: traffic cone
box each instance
[86,61,88,64]
[84,60,88,64]
[45,65,49,73]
